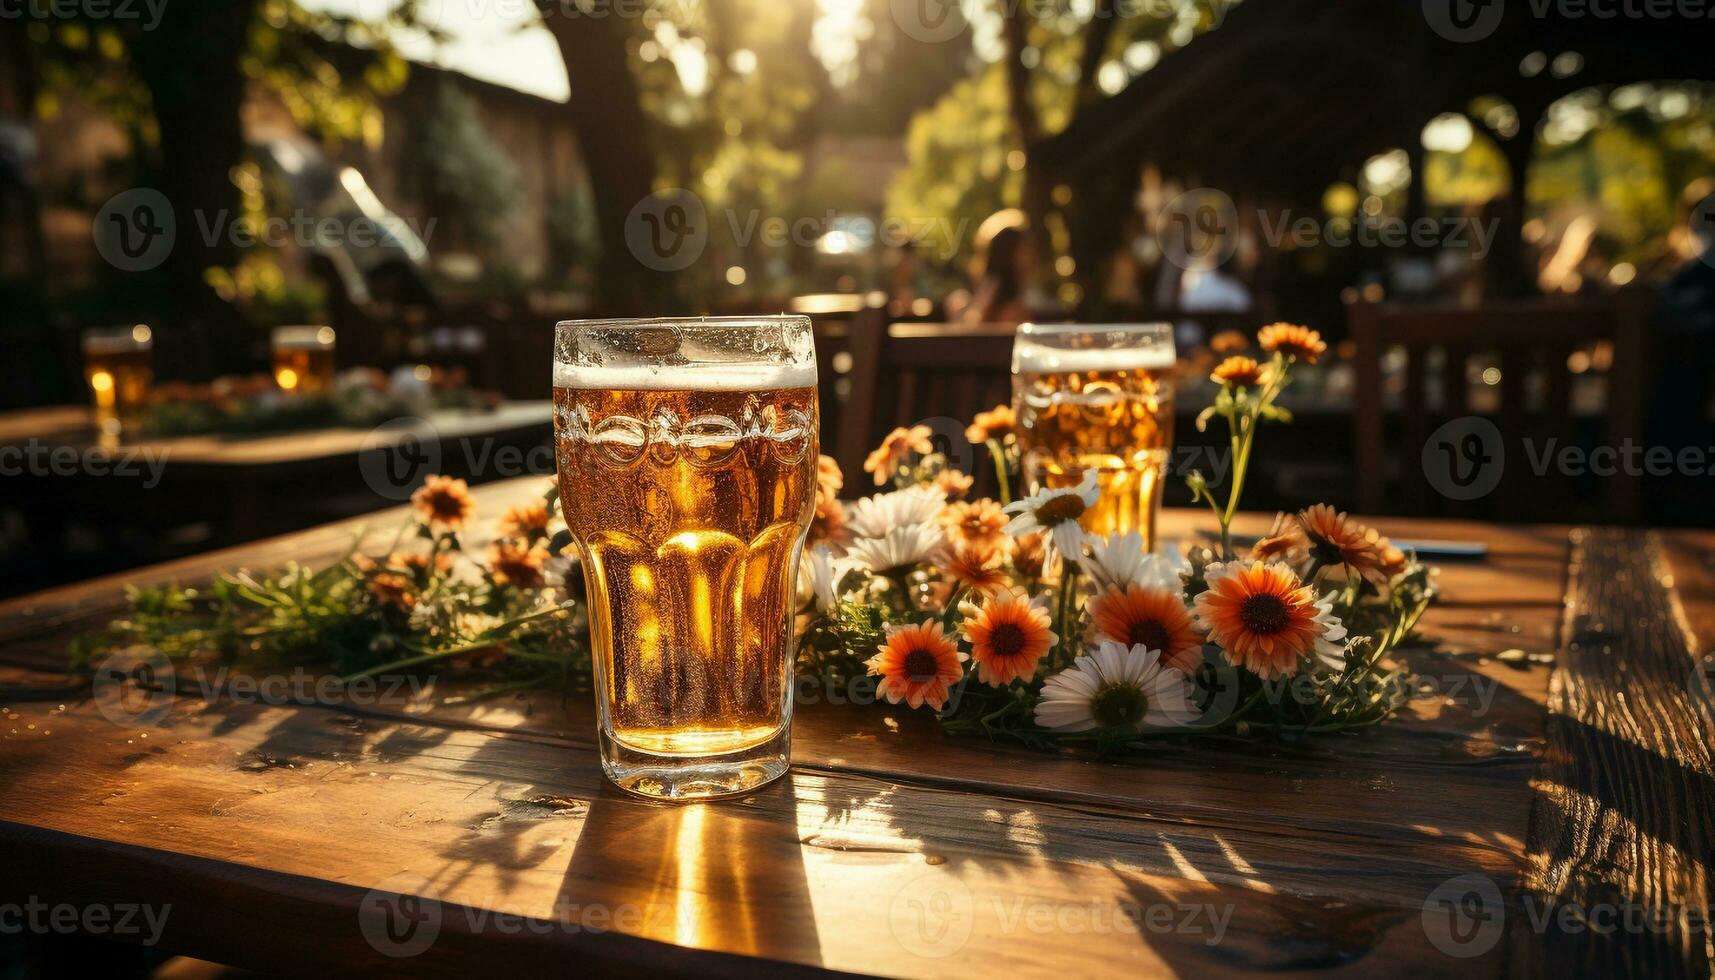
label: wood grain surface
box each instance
[0,477,1708,978]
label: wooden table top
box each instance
[0,402,552,468]
[0,477,1710,978]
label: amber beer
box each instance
[1012,322,1176,547]
[271,326,337,395]
[82,325,154,438]
[554,317,817,800]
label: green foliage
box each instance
[415,80,523,248]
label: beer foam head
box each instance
[553,360,816,391]
[1012,322,1175,374]
[554,316,816,390]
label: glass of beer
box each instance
[1012,322,1176,548]
[82,324,154,438]
[553,316,818,800]
[272,326,337,395]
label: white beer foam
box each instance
[1012,342,1174,374]
[554,360,816,390]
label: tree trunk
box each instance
[536,7,663,313]
[125,0,260,379]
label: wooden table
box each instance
[0,403,553,597]
[0,478,1710,978]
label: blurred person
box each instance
[953,211,1037,326]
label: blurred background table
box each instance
[0,402,552,598]
[0,477,1709,978]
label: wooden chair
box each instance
[1348,292,1652,523]
[831,310,1017,486]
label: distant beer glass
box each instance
[553,316,818,799]
[271,325,337,395]
[1012,322,1176,548]
[82,324,154,438]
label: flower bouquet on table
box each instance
[71,476,589,702]
[800,323,1437,751]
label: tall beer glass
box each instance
[271,325,337,395]
[82,324,154,438]
[1012,322,1176,548]
[553,316,818,799]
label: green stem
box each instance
[987,439,1013,505]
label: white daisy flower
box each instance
[804,545,846,612]
[1084,530,1187,591]
[1003,470,1100,558]
[1309,590,1350,672]
[845,523,946,574]
[844,485,948,539]
[1034,640,1197,733]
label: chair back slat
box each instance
[1348,293,1652,523]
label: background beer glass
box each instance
[553,316,818,799]
[1012,322,1176,548]
[81,324,154,439]
[271,325,337,395]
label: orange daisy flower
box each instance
[966,404,1017,444]
[941,498,1009,550]
[1007,530,1048,579]
[866,620,968,710]
[864,425,934,485]
[817,454,844,503]
[1209,329,1250,354]
[1089,585,1204,673]
[388,550,454,578]
[1250,511,1309,565]
[368,572,417,610]
[933,469,974,501]
[499,500,551,539]
[1379,542,1409,580]
[942,542,1009,597]
[1296,504,1389,585]
[1257,323,1327,364]
[488,539,549,589]
[1210,356,1266,388]
[961,588,1056,686]
[811,496,848,546]
[412,475,475,530]
[1193,561,1346,680]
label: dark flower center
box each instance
[1307,533,1343,566]
[989,622,1027,658]
[1128,620,1172,653]
[902,649,940,683]
[1034,494,1087,526]
[1092,683,1148,730]
[1239,594,1291,635]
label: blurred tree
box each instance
[414,79,523,250]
